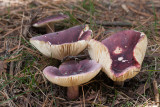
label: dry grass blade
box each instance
[153,79,160,107]
[1,26,21,39]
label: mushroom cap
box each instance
[33,14,69,27]
[88,30,148,81]
[43,59,102,87]
[30,25,92,60]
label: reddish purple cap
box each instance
[30,25,92,60]
[33,14,69,27]
[43,59,102,86]
[88,30,148,81]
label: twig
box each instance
[92,90,99,106]
[32,65,47,88]
[93,27,105,40]
[101,82,137,103]
[1,26,21,39]
[93,1,107,11]
[134,16,152,29]
[82,86,85,107]
[153,79,159,107]
[8,46,19,53]
[9,61,14,77]
[121,4,129,13]
[18,12,25,50]
[94,21,133,27]
[128,6,151,17]
[0,61,7,75]
[76,12,133,27]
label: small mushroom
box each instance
[30,25,92,60]
[43,59,102,100]
[88,30,148,86]
[33,14,69,33]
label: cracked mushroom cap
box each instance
[30,25,92,60]
[43,59,102,87]
[33,14,69,27]
[88,30,148,81]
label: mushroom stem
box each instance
[46,23,55,33]
[67,86,79,100]
[114,81,124,87]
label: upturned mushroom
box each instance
[33,14,69,33]
[88,30,147,86]
[43,59,102,100]
[30,25,92,60]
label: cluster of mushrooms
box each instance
[30,14,148,100]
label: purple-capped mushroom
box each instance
[88,30,148,86]
[33,14,69,33]
[30,25,92,60]
[43,59,102,100]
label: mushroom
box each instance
[30,25,92,60]
[33,14,69,33]
[43,59,102,100]
[88,30,148,86]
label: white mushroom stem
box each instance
[114,81,124,87]
[46,23,55,33]
[67,86,79,100]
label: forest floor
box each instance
[0,0,160,107]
